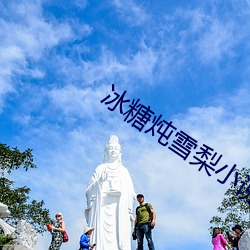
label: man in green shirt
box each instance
[133,194,156,250]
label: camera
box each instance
[132,231,137,240]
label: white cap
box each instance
[55,212,63,218]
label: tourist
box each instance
[133,194,156,250]
[48,212,66,250]
[231,224,244,250]
[211,227,232,250]
[226,231,238,250]
[79,227,96,250]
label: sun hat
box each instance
[55,212,63,218]
[84,227,95,234]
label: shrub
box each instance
[0,234,14,246]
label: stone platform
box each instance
[1,245,26,250]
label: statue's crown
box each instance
[109,135,119,144]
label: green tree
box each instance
[0,143,52,233]
[210,167,250,233]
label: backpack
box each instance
[136,203,154,229]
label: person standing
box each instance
[211,227,232,250]
[79,227,96,250]
[226,231,238,250]
[133,194,156,250]
[230,225,244,250]
[49,212,66,250]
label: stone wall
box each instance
[1,245,26,250]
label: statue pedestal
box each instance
[1,245,26,250]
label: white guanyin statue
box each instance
[85,135,136,250]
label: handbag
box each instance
[62,231,69,242]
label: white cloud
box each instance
[48,84,110,119]
[0,2,73,58]
[112,0,148,26]
[189,8,210,33]
[81,45,158,86]
[0,1,75,110]
[127,42,158,84]
[196,20,235,63]
[73,0,87,9]
[173,105,250,164]
[160,7,240,66]
[81,48,127,85]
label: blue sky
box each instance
[1,0,250,249]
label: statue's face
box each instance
[107,142,121,160]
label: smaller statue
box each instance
[0,203,11,218]
[0,202,15,235]
[0,202,38,250]
[13,220,38,250]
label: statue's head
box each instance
[0,202,10,218]
[104,135,122,163]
